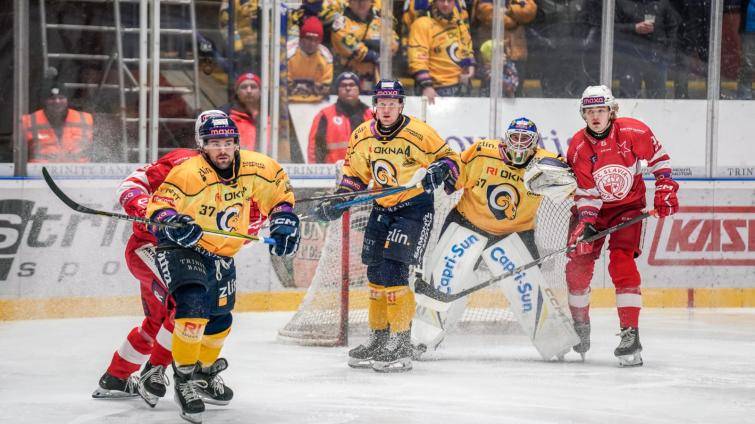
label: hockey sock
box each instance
[608,249,642,328]
[368,283,389,331]
[385,286,414,333]
[149,321,174,367]
[198,327,231,368]
[568,288,591,324]
[616,286,642,328]
[172,318,208,366]
[107,326,153,378]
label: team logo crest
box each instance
[216,203,243,232]
[487,183,520,220]
[593,165,633,201]
[372,159,399,188]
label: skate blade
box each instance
[137,385,160,408]
[198,393,231,406]
[92,387,138,399]
[179,411,203,424]
[617,352,643,367]
[347,358,373,369]
[579,352,586,362]
[372,358,412,373]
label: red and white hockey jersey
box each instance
[116,148,267,243]
[567,117,671,222]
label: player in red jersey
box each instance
[93,109,266,404]
[565,85,679,367]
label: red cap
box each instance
[299,16,324,43]
[234,72,261,90]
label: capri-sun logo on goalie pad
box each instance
[487,183,519,220]
[593,164,633,201]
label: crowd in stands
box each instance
[20,0,755,163]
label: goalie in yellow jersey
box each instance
[146,116,299,423]
[312,79,461,372]
[412,117,580,359]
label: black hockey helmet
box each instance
[372,79,406,105]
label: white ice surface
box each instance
[2,309,755,424]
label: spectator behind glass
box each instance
[738,0,755,99]
[330,0,399,93]
[473,0,537,96]
[307,72,372,163]
[288,16,335,103]
[527,0,601,98]
[220,72,263,151]
[479,40,521,97]
[22,81,94,163]
[407,0,475,104]
[614,0,679,98]
[219,0,261,74]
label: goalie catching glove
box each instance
[523,157,577,202]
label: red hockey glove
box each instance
[654,178,679,218]
[567,221,599,258]
[120,188,149,217]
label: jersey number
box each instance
[199,205,216,216]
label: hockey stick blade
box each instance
[333,168,428,210]
[414,212,653,303]
[41,167,275,245]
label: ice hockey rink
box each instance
[1,308,753,424]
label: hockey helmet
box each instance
[579,85,618,119]
[503,117,539,166]
[372,79,406,105]
[194,109,228,148]
[197,115,240,149]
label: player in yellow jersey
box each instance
[412,117,577,354]
[313,79,461,372]
[146,117,299,423]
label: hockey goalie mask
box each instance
[503,117,539,166]
[579,85,618,120]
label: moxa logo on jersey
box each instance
[438,234,481,294]
[489,246,533,313]
[648,206,755,266]
[487,183,520,220]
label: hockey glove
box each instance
[567,221,599,258]
[422,160,456,194]
[269,211,301,257]
[311,200,346,222]
[159,213,203,248]
[654,178,679,218]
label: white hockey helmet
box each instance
[579,85,618,119]
[194,109,228,148]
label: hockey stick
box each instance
[331,168,428,210]
[298,167,428,204]
[414,211,653,303]
[41,167,276,245]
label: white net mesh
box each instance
[278,191,574,346]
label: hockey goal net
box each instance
[278,190,573,347]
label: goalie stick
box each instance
[414,211,653,304]
[41,167,276,245]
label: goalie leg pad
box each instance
[482,233,580,360]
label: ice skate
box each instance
[411,343,427,361]
[92,372,139,399]
[572,321,591,360]
[372,331,413,373]
[173,363,204,424]
[136,362,169,407]
[348,328,388,369]
[194,358,234,406]
[614,327,643,367]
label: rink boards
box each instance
[0,176,754,319]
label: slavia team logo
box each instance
[593,164,633,201]
[372,159,399,188]
[216,202,243,232]
[487,183,519,220]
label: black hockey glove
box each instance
[422,160,455,194]
[311,200,346,222]
[269,211,301,257]
[159,213,203,248]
